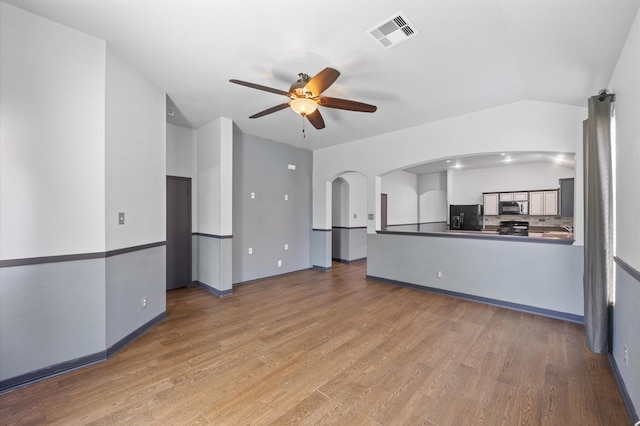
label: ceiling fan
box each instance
[229,67,377,130]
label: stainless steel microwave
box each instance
[499,201,529,215]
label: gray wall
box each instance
[0,259,106,380]
[367,233,584,317]
[232,132,312,283]
[613,262,640,418]
[197,236,232,294]
[312,230,332,270]
[332,228,367,262]
[105,246,166,348]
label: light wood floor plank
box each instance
[0,261,630,425]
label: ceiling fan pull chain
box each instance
[302,114,306,138]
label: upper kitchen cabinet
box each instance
[484,193,499,215]
[498,192,528,202]
[529,190,558,215]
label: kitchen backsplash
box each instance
[484,215,573,229]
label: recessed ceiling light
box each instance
[500,153,506,156]
[445,159,451,163]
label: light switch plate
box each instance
[118,212,125,225]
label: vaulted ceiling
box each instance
[5,0,639,150]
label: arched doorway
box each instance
[331,172,367,263]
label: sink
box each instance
[528,231,573,239]
[542,231,572,238]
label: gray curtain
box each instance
[583,93,614,354]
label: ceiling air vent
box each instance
[367,11,420,49]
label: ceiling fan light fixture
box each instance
[290,98,318,116]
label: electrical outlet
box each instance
[141,296,147,309]
[284,194,288,201]
[284,244,288,250]
[248,247,253,254]
[624,345,629,365]
[437,270,443,278]
[250,192,255,199]
[277,260,282,267]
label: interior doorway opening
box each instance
[166,176,192,290]
[331,172,368,264]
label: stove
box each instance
[497,221,529,236]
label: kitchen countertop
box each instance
[377,226,574,245]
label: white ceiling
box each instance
[402,151,576,175]
[4,0,639,152]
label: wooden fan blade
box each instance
[249,103,291,119]
[318,96,377,113]
[230,79,290,97]
[306,109,325,129]
[304,67,340,96]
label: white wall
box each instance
[313,100,586,233]
[449,162,575,205]
[332,178,349,227]
[381,170,418,225]
[0,2,106,259]
[610,11,640,272]
[332,172,368,228]
[609,7,640,419]
[418,172,446,194]
[0,3,108,381]
[196,118,233,236]
[167,123,198,229]
[105,48,166,250]
[418,172,447,223]
[419,192,447,223]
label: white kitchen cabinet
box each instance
[529,190,558,215]
[529,191,543,215]
[514,192,528,201]
[499,192,527,202]
[544,191,558,215]
[483,193,499,215]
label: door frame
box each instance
[381,193,388,230]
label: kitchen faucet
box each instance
[562,225,573,233]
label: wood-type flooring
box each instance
[0,261,630,425]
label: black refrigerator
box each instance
[449,204,483,231]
